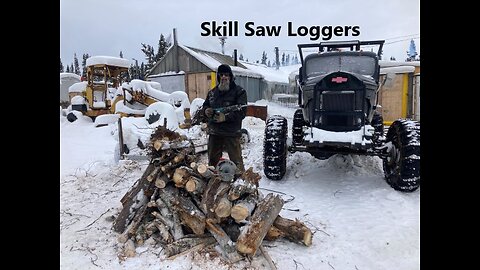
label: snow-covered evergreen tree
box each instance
[73,53,80,75]
[60,58,64,73]
[119,51,123,58]
[239,53,244,60]
[155,34,170,62]
[140,62,146,80]
[261,51,267,65]
[406,39,418,62]
[281,52,285,66]
[81,53,90,78]
[66,65,70,73]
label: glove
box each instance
[213,112,226,123]
[205,107,214,118]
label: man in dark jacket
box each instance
[202,64,247,174]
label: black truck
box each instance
[263,40,420,192]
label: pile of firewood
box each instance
[113,125,313,262]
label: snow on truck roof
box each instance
[86,56,130,68]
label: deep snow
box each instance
[60,101,419,270]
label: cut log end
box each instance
[303,230,313,246]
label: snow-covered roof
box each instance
[148,71,185,78]
[379,60,420,68]
[179,45,262,79]
[241,61,301,84]
[86,56,130,68]
[380,66,416,74]
[60,73,81,80]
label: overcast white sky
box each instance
[60,0,419,67]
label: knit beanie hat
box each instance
[217,64,233,81]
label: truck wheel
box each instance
[263,115,288,180]
[383,119,420,192]
[292,109,304,145]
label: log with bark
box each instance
[113,163,158,233]
[236,193,284,255]
[114,124,314,264]
[264,215,313,246]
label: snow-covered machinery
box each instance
[66,56,192,128]
[67,56,130,122]
[263,40,420,192]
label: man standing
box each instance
[203,64,247,174]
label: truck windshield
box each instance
[305,55,376,77]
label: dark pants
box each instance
[208,134,245,174]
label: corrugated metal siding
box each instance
[234,76,263,102]
[150,46,213,75]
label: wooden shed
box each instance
[377,61,420,125]
[147,41,263,102]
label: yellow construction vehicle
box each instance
[66,56,191,128]
[67,56,130,121]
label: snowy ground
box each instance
[60,101,419,270]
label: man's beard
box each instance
[218,80,230,91]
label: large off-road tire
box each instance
[371,112,384,146]
[263,115,288,180]
[383,119,420,192]
[292,109,304,145]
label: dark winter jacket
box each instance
[202,81,247,136]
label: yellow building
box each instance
[377,61,420,125]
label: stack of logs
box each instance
[113,125,312,262]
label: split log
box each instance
[157,186,184,240]
[241,167,261,187]
[214,196,232,218]
[227,167,260,201]
[197,163,214,179]
[268,215,313,246]
[205,219,243,263]
[119,163,155,206]
[114,163,157,233]
[154,219,173,244]
[123,202,149,238]
[185,176,206,195]
[155,174,171,189]
[144,220,159,236]
[200,175,223,215]
[230,193,257,223]
[172,166,197,187]
[207,182,231,221]
[189,162,197,170]
[228,178,258,201]
[173,151,186,164]
[173,194,206,235]
[264,225,285,241]
[153,139,163,151]
[123,239,136,257]
[164,235,216,258]
[146,166,161,182]
[236,194,284,255]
